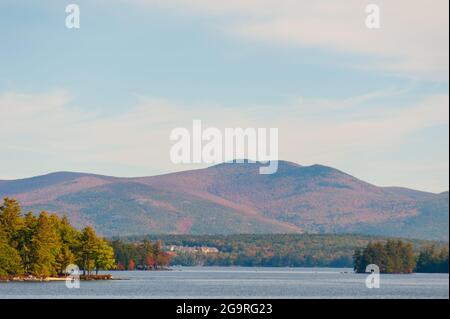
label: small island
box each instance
[354,240,449,274]
[0,198,116,281]
[0,198,171,281]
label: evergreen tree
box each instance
[416,246,449,273]
[59,216,80,250]
[55,246,76,275]
[397,241,415,273]
[0,198,24,248]
[93,239,115,275]
[354,240,417,274]
[0,241,23,276]
[78,226,98,276]
[0,222,22,276]
[16,212,38,274]
[29,212,62,276]
[55,215,79,274]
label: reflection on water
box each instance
[0,267,448,299]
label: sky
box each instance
[0,0,448,192]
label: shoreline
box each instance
[0,274,114,282]
[0,270,172,282]
[2,266,447,282]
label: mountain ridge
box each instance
[0,160,448,240]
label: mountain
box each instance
[0,161,448,240]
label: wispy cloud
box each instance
[128,0,449,80]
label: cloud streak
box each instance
[128,0,449,80]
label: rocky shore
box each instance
[0,274,113,282]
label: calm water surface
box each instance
[0,267,448,299]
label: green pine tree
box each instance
[29,212,62,277]
[0,222,23,276]
[0,198,24,249]
[93,239,115,274]
[78,226,99,276]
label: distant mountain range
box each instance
[0,161,448,240]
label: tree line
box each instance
[119,234,445,268]
[0,198,115,277]
[111,239,171,270]
[353,240,449,273]
[120,234,367,267]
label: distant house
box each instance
[163,245,219,254]
[199,246,219,254]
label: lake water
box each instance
[0,267,448,299]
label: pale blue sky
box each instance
[0,0,448,192]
